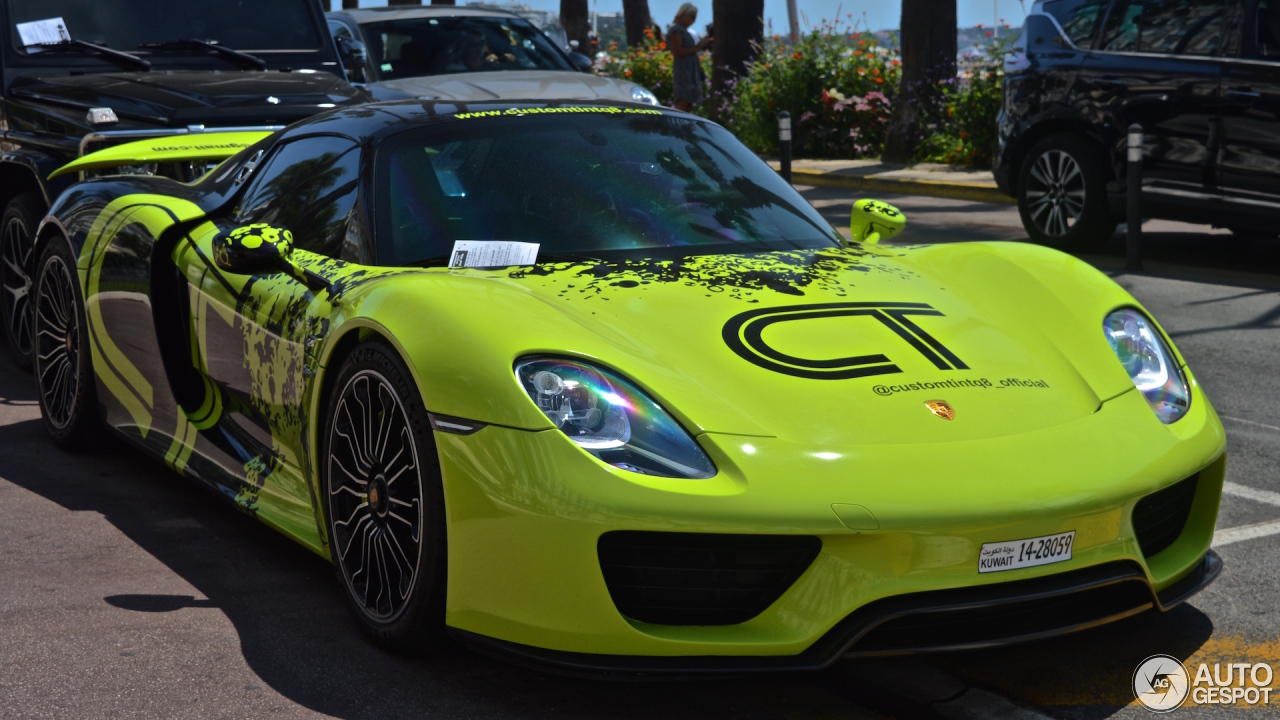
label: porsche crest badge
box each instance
[925,399,955,420]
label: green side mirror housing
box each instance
[213,223,294,275]
[849,199,906,244]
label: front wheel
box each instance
[1017,134,1115,250]
[322,342,447,653]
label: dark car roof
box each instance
[276,99,697,145]
[332,7,521,23]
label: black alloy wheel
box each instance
[324,343,446,651]
[1017,134,1115,250]
[33,235,101,447]
[1,193,44,368]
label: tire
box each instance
[1017,134,1116,250]
[33,234,102,448]
[322,342,447,653]
[1,192,45,369]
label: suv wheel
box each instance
[1017,135,1115,250]
[1,193,45,368]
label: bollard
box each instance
[1126,123,1143,272]
[778,111,792,184]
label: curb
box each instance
[790,170,1016,205]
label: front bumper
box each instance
[452,550,1221,676]
[433,383,1226,664]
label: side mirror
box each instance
[214,224,294,275]
[849,199,906,245]
[569,51,594,73]
[335,35,369,83]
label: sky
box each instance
[334,1,1033,33]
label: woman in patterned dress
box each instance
[667,3,713,112]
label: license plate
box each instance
[978,531,1075,573]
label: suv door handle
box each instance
[1226,87,1261,98]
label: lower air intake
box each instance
[597,531,822,626]
[1133,474,1199,558]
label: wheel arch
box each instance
[0,159,51,211]
[308,317,434,545]
[1008,119,1113,197]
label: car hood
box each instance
[370,70,644,102]
[364,242,1145,446]
[8,70,367,127]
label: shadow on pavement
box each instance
[0,379,850,719]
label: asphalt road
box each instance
[0,191,1277,719]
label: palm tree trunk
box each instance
[709,0,763,117]
[622,0,653,48]
[561,0,591,52]
[882,0,957,163]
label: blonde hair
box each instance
[674,3,698,23]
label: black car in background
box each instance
[0,0,369,366]
[995,0,1280,247]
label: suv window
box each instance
[1099,0,1228,55]
[7,0,323,55]
[1040,0,1110,47]
[1258,0,1280,58]
[237,136,362,259]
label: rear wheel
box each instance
[1,193,44,368]
[33,235,101,448]
[323,342,447,653]
[1017,134,1115,250]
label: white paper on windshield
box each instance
[17,17,70,47]
[447,241,540,269]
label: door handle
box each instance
[1226,87,1261,98]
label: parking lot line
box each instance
[1219,414,1280,433]
[1223,481,1280,507]
[1212,519,1280,547]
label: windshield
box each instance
[376,110,842,267]
[359,15,573,80]
[7,0,322,57]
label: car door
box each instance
[187,134,365,538]
[1217,0,1280,206]
[1084,0,1229,195]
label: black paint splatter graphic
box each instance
[504,247,920,302]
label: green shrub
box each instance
[725,21,900,159]
[915,30,1012,167]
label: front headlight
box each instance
[515,358,716,479]
[630,86,659,106]
[1103,309,1189,424]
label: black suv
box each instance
[0,0,370,366]
[995,0,1280,247]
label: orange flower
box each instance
[853,50,863,56]
[892,59,901,66]
[625,69,632,76]
[857,39,866,46]
[658,41,667,49]
[793,51,802,59]
[960,131,969,139]
[872,68,880,74]
[874,77,884,83]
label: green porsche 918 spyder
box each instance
[31,100,1224,673]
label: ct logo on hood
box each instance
[721,302,968,380]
